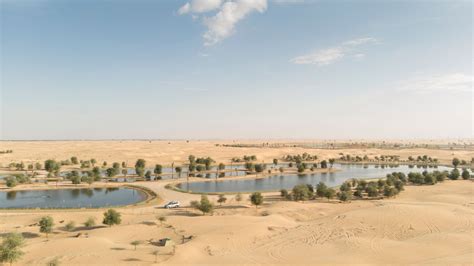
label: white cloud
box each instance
[398,73,473,93]
[178,0,267,46]
[203,0,267,46]
[290,37,378,66]
[178,0,223,15]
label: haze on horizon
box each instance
[1,0,472,140]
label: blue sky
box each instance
[1,0,472,140]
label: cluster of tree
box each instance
[407,155,438,163]
[8,162,26,171]
[244,162,267,173]
[452,158,469,168]
[280,182,336,201]
[283,153,317,163]
[64,170,97,185]
[44,160,61,177]
[0,150,13,154]
[338,154,370,162]
[350,175,404,199]
[5,174,30,188]
[188,155,215,171]
[105,162,122,178]
[231,155,257,162]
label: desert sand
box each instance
[0,140,473,265]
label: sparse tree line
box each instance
[190,192,264,215]
[0,150,13,154]
[0,209,121,265]
[279,168,472,204]
[283,153,318,162]
[231,155,257,163]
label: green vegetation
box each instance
[135,159,146,177]
[190,195,214,215]
[0,232,24,265]
[39,216,54,238]
[84,217,96,228]
[65,221,75,232]
[250,192,263,208]
[217,195,227,205]
[103,209,121,227]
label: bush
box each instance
[39,216,54,237]
[217,195,227,205]
[103,209,121,227]
[0,232,25,265]
[338,191,352,202]
[84,217,96,228]
[192,196,214,215]
[65,221,75,231]
[449,169,460,180]
[316,182,328,197]
[280,189,288,198]
[250,192,263,208]
[324,188,336,200]
[461,169,470,180]
[292,184,312,201]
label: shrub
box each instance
[292,184,312,201]
[280,189,288,198]
[250,192,263,208]
[0,232,25,265]
[103,209,121,227]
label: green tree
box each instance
[461,169,470,180]
[0,232,25,266]
[273,158,278,166]
[145,170,152,180]
[191,196,214,215]
[5,177,17,188]
[102,209,121,227]
[90,159,97,167]
[316,182,328,197]
[324,188,336,201]
[280,189,289,198]
[250,192,263,208]
[135,159,146,177]
[328,158,335,168]
[217,195,227,206]
[337,191,352,202]
[39,216,54,238]
[292,184,312,201]
[449,168,460,180]
[44,160,60,175]
[71,157,79,164]
[154,164,163,177]
[175,167,182,178]
[452,158,460,168]
[320,160,328,169]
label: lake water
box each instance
[0,187,147,209]
[177,164,453,193]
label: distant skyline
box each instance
[1,0,472,140]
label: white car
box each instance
[164,201,180,209]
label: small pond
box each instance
[0,187,147,209]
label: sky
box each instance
[0,0,472,140]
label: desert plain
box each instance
[0,139,473,265]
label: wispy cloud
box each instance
[290,37,378,66]
[178,0,267,46]
[397,73,473,93]
[178,0,223,15]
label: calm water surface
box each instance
[0,187,147,209]
[178,164,452,193]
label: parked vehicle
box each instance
[164,201,180,209]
